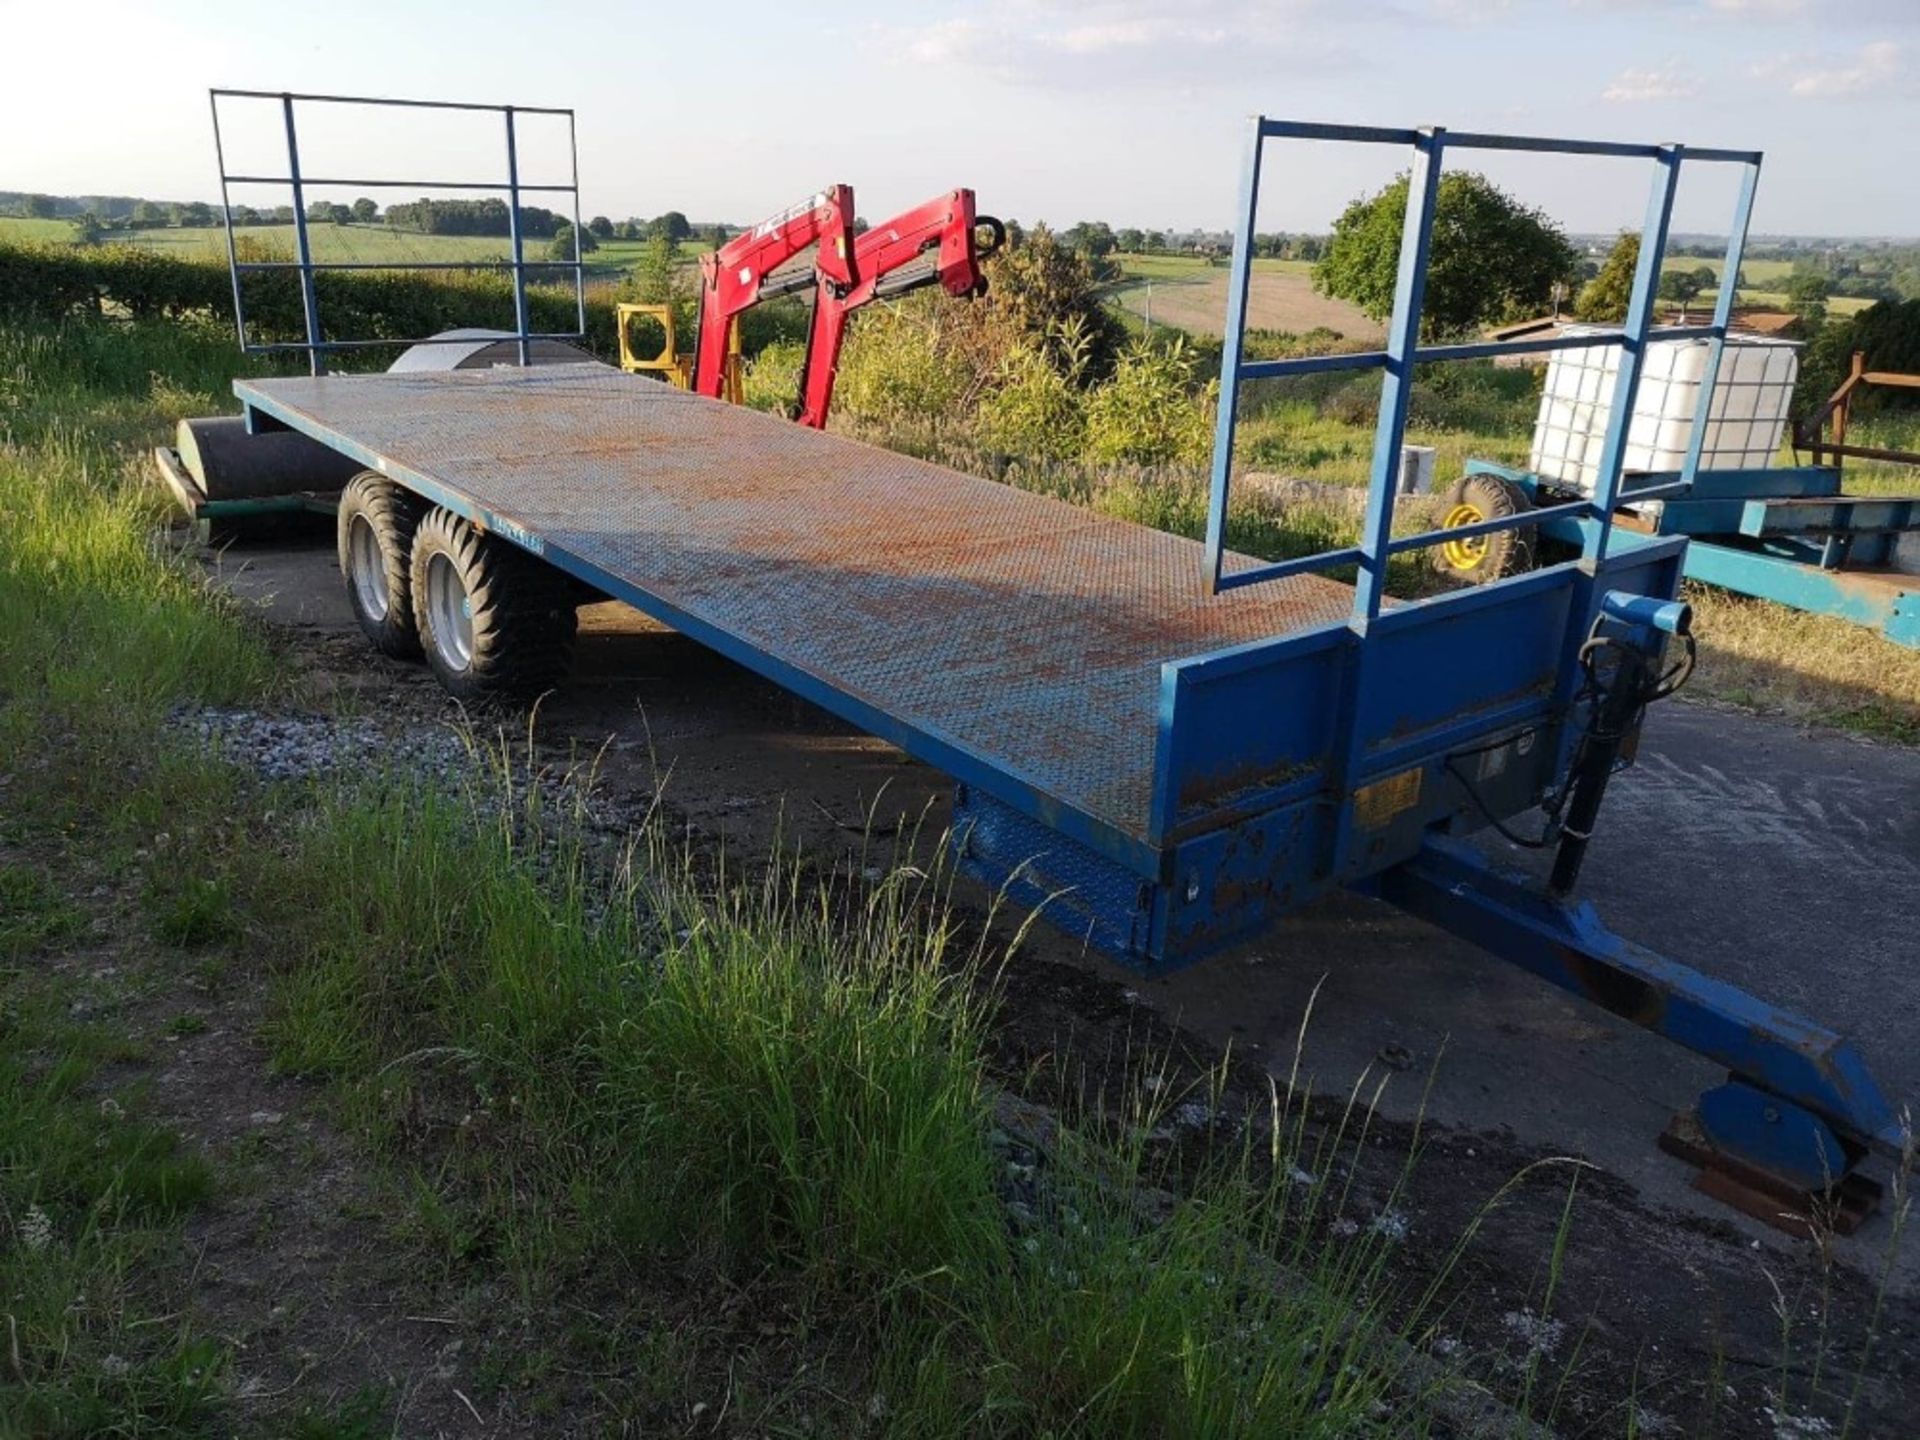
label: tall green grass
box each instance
[0,316,278,1434]
[264,750,1005,1294]
[248,743,1451,1434]
[0,319,276,730]
[0,309,1451,1432]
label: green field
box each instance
[0,214,697,277]
[1106,251,1382,341]
[0,215,77,244]
[1656,254,1873,317]
[1664,255,1796,285]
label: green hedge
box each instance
[0,241,812,366]
[0,240,610,357]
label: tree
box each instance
[707,223,728,248]
[636,230,682,304]
[1787,272,1831,308]
[1573,233,1639,323]
[1314,171,1579,333]
[23,194,58,219]
[1787,271,1831,331]
[228,204,259,226]
[1115,227,1146,255]
[548,222,598,260]
[130,200,168,228]
[1658,266,1708,320]
[652,210,691,243]
[967,223,1128,381]
[70,213,104,245]
[588,214,614,238]
[1063,221,1117,258]
[176,200,216,228]
[352,197,379,224]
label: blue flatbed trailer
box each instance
[235,363,1647,965]
[208,92,1904,1225]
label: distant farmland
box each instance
[0,215,700,276]
[1107,253,1384,342]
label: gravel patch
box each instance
[175,705,467,784]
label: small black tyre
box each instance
[1434,472,1536,583]
[337,471,423,658]
[409,506,578,705]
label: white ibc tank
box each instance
[1529,329,1800,495]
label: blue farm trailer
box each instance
[170,93,1906,1230]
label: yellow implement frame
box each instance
[614,303,741,403]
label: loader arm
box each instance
[693,184,857,400]
[795,189,1002,430]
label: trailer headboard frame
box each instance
[208,88,587,374]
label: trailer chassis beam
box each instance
[1373,833,1902,1196]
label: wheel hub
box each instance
[348,514,389,621]
[1440,501,1488,572]
[426,552,475,671]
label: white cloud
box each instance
[1428,0,1515,22]
[1752,39,1905,98]
[881,1,1357,90]
[1601,64,1700,102]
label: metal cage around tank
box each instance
[207,88,588,373]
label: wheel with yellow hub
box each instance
[1434,472,1536,583]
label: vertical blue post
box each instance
[209,91,248,354]
[568,111,586,337]
[1352,126,1445,626]
[1584,145,1684,564]
[504,106,531,367]
[1678,159,1760,488]
[280,93,325,377]
[1203,119,1265,593]
[1325,128,1444,882]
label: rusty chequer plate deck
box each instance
[236,364,1354,845]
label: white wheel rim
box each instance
[348,515,389,621]
[426,552,475,672]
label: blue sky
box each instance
[3,0,1915,238]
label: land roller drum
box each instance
[175,415,361,501]
[163,330,601,508]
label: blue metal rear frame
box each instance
[209,89,587,375]
[1189,117,1766,886]
[1206,118,1761,601]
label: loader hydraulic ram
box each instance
[795,189,1004,429]
[690,185,859,401]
